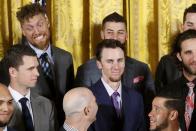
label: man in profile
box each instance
[0,83,16,131]
[60,87,98,131]
[149,88,184,131]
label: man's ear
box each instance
[100,30,104,40]
[176,53,182,62]
[84,107,89,116]
[9,67,17,78]
[44,14,50,28]
[169,110,178,121]
[96,60,102,70]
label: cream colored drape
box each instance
[1,0,196,76]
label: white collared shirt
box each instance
[8,86,34,125]
[2,126,7,131]
[28,41,54,64]
[63,123,78,131]
[101,78,122,108]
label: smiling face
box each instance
[148,97,171,131]
[101,22,127,44]
[21,14,50,50]
[0,84,14,127]
[97,47,125,83]
[183,13,196,31]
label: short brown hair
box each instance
[16,3,46,24]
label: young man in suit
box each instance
[88,39,145,131]
[60,87,98,131]
[155,4,196,93]
[75,12,155,128]
[0,3,74,125]
[148,88,184,131]
[5,44,56,131]
[0,83,17,131]
[167,29,196,131]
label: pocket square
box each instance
[133,76,144,84]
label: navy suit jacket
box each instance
[7,127,17,131]
[88,79,146,131]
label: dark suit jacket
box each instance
[59,127,66,131]
[0,40,74,125]
[8,92,57,131]
[7,127,17,131]
[155,54,182,93]
[167,76,196,131]
[88,79,146,131]
[75,57,155,128]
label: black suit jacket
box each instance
[88,79,146,131]
[167,76,196,131]
[155,54,182,93]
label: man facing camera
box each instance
[60,87,98,131]
[88,39,145,131]
[4,45,56,131]
[0,83,16,131]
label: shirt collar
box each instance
[63,122,78,131]
[2,126,7,131]
[28,41,53,61]
[8,85,31,102]
[101,78,122,97]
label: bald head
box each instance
[63,87,96,116]
[0,83,14,127]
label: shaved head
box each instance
[63,87,95,116]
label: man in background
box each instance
[0,83,16,131]
[60,87,98,131]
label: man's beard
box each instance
[183,62,196,75]
[150,119,168,131]
[0,122,7,127]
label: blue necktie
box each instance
[39,53,53,79]
[19,97,34,131]
[111,91,121,117]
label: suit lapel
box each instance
[30,93,41,131]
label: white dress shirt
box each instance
[101,78,122,108]
[28,42,54,64]
[8,86,34,125]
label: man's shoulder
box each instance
[51,45,72,57]
[78,58,97,70]
[7,127,17,131]
[31,92,53,106]
[125,56,148,67]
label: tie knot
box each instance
[187,82,195,89]
[40,53,48,60]
[112,91,120,98]
[19,97,28,104]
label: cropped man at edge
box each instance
[155,4,196,93]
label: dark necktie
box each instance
[111,91,121,117]
[19,97,34,131]
[39,53,53,79]
[185,82,195,130]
